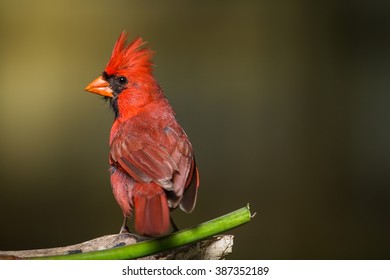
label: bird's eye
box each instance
[117,76,128,85]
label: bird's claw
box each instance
[119,225,130,234]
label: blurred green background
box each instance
[1,0,389,259]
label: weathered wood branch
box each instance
[0,206,252,260]
[0,234,234,260]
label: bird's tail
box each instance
[133,182,170,237]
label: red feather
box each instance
[133,182,170,237]
[85,32,199,237]
[105,32,153,77]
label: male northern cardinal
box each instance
[85,32,199,237]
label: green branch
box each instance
[32,204,253,260]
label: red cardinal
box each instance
[85,32,199,237]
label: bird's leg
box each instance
[118,217,147,242]
[170,216,179,232]
[119,217,129,234]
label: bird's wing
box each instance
[110,123,198,204]
[110,135,178,190]
[165,127,199,212]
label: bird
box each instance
[84,32,199,237]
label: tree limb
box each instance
[0,234,234,260]
[0,205,252,260]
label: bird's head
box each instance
[85,32,156,119]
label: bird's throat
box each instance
[108,97,120,119]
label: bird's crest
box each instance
[105,32,154,75]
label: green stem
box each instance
[31,204,253,260]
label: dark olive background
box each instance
[1,1,389,259]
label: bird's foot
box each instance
[119,225,130,234]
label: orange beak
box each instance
[85,76,114,98]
